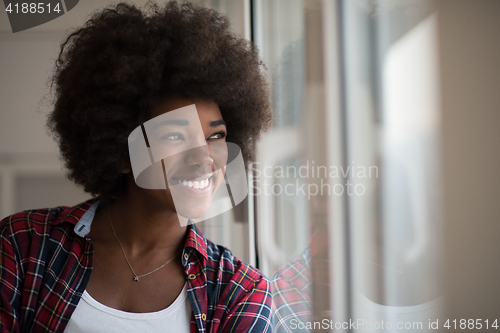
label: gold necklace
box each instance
[107,206,181,282]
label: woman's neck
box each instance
[101,190,187,259]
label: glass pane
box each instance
[340,0,444,330]
[253,0,309,276]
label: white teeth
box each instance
[178,177,211,189]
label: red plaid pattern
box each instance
[0,199,272,333]
[271,248,312,333]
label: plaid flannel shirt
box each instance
[271,248,312,333]
[0,199,272,333]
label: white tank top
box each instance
[64,284,191,333]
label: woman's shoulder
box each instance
[1,199,96,235]
[186,225,271,307]
[188,225,269,290]
[0,206,67,247]
[197,234,272,331]
[209,239,269,286]
[0,199,97,259]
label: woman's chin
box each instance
[176,206,211,221]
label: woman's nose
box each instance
[184,145,213,169]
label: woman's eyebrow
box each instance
[210,119,226,127]
[163,119,189,126]
[153,119,189,129]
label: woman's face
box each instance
[130,95,228,222]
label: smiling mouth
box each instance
[170,173,214,190]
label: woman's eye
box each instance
[209,131,227,140]
[161,133,185,141]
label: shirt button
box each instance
[184,253,189,261]
[202,313,206,321]
[188,274,196,280]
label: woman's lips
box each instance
[170,174,214,194]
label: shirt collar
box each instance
[53,198,208,260]
[184,223,208,260]
[52,198,99,227]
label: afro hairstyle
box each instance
[47,1,271,201]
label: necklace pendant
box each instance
[133,276,140,282]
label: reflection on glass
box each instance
[343,0,444,331]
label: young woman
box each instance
[0,2,272,332]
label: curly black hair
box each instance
[47,1,271,201]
